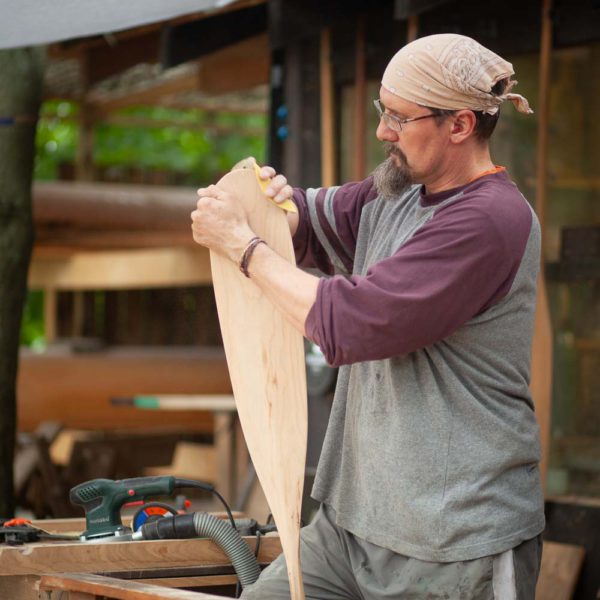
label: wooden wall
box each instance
[17,346,231,432]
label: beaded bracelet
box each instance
[239,236,267,278]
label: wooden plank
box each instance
[87,64,202,115]
[124,394,236,412]
[195,34,269,96]
[33,181,197,231]
[0,575,41,600]
[531,0,554,491]
[40,573,223,599]
[145,442,217,484]
[28,247,212,290]
[35,229,196,251]
[407,15,419,43]
[31,517,90,534]
[17,347,230,432]
[320,28,335,187]
[67,592,94,600]
[531,275,553,490]
[210,167,307,599]
[29,515,244,535]
[536,0,552,260]
[0,535,282,576]
[544,497,600,598]
[88,34,269,114]
[87,31,161,85]
[137,575,236,587]
[536,541,585,600]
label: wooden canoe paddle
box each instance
[209,161,307,599]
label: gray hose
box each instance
[193,512,261,588]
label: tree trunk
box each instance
[0,47,45,517]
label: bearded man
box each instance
[191,33,545,599]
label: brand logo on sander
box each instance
[90,516,110,524]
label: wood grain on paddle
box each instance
[209,166,307,599]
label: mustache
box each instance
[383,142,407,164]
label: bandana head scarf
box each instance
[381,34,532,115]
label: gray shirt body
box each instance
[293,171,545,562]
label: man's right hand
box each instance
[258,165,299,236]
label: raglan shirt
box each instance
[292,170,545,562]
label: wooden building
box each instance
[23,0,598,491]
[6,0,599,595]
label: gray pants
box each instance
[242,504,542,600]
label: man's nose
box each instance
[376,119,399,142]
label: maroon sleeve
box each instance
[304,199,533,367]
[292,177,378,274]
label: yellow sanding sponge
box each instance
[232,157,298,214]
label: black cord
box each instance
[211,488,236,531]
[174,478,236,530]
[254,530,262,558]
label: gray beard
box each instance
[372,143,413,200]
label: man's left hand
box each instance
[191,184,256,262]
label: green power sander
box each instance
[70,476,266,590]
[70,475,217,540]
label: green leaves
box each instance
[34,101,267,184]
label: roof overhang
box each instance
[0,0,241,49]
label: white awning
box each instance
[0,0,238,50]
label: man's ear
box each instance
[449,110,477,143]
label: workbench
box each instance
[0,517,282,599]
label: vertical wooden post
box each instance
[407,14,419,43]
[76,112,95,181]
[76,51,95,182]
[536,0,552,257]
[352,16,367,181]
[44,288,58,344]
[214,411,234,505]
[70,51,95,341]
[320,28,335,187]
[531,0,553,491]
[72,291,85,338]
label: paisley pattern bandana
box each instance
[382,34,533,115]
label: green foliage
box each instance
[25,99,267,346]
[19,290,45,349]
[35,101,78,180]
[34,101,266,184]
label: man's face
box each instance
[373,86,450,199]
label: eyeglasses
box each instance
[373,99,437,132]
